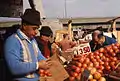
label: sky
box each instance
[42,0,120,18]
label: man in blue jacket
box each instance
[90,30,116,52]
[4,8,52,81]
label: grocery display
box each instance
[65,43,120,81]
[1,1,120,81]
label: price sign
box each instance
[77,43,91,55]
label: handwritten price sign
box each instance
[77,43,91,55]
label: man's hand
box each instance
[38,58,52,70]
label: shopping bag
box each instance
[49,54,69,81]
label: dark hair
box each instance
[63,34,68,39]
[40,26,53,37]
[98,32,104,38]
[92,30,103,37]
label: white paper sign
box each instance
[77,43,91,55]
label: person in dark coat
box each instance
[35,26,53,58]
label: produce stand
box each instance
[64,42,120,81]
[39,41,120,81]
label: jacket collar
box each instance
[16,29,31,43]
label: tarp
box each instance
[0,17,21,23]
[0,17,20,27]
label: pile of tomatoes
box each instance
[66,43,120,81]
[39,69,52,77]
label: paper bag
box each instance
[49,54,69,81]
[39,77,46,81]
[61,51,74,62]
[46,77,55,81]
[39,76,55,81]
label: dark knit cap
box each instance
[39,26,53,37]
[21,8,42,25]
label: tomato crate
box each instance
[105,73,120,81]
[105,62,120,81]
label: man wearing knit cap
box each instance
[4,8,52,81]
[35,26,53,58]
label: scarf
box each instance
[40,39,50,58]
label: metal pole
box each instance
[64,0,67,18]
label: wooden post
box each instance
[68,20,72,41]
[112,20,120,43]
[112,21,116,31]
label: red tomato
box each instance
[82,64,87,68]
[76,62,82,68]
[99,48,105,53]
[99,53,103,57]
[84,58,90,64]
[69,76,75,81]
[75,67,81,73]
[78,58,84,63]
[98,65,104,70]
[71,72,78,77]
[105,65,111,70]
